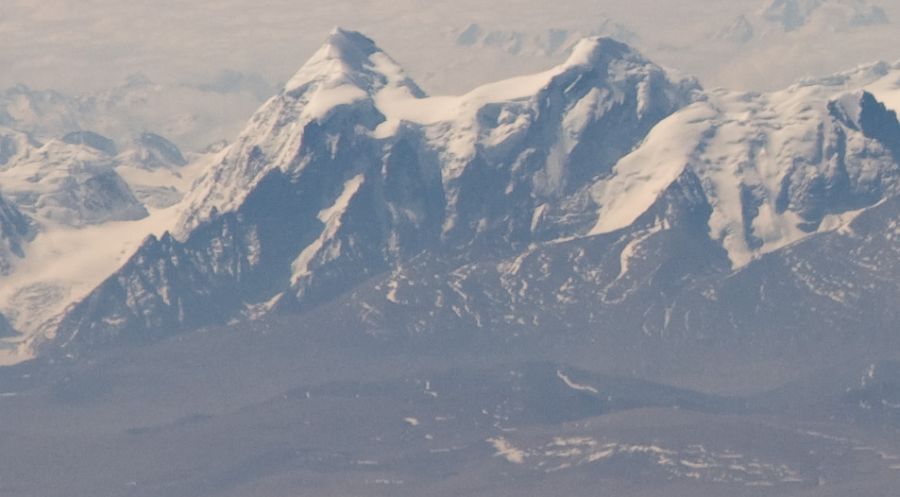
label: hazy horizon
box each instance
[5,0,900,98]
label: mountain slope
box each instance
[53,30,697,347]
[334,87,900,354]
[0,192,32,339]
[590,87,900,266]
[44,30,900,365]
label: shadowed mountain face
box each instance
[0,190,31,276]
[62,130,118,155]
[0,191,31,336]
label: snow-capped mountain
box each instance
[0,74,271,153]
[0,132,146,228]
[592,86,900,267]
[29,29,900,365]
[124,132,187,170]
[0,127,198,229]
[52,29,696,347]
[336,73,900,344]
[115,132,192,209]
[0,126,210,355]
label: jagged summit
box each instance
[323,27,378,58]
[177,28,426,234]
[283,27,425,101]
[563,36,640,69]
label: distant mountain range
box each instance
[0,72,272,153]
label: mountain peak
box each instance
[325,27,379,56]
[283,28,423,99]
[563,36,636,69]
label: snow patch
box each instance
[589,102,716,235]
[488,437,527,464]
[556,369,600,394]
[290,174,365,284]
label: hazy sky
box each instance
[3,0,900,96]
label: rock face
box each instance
[0,190,32,276]
[50,30,900,359]
[0,191,31,338]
